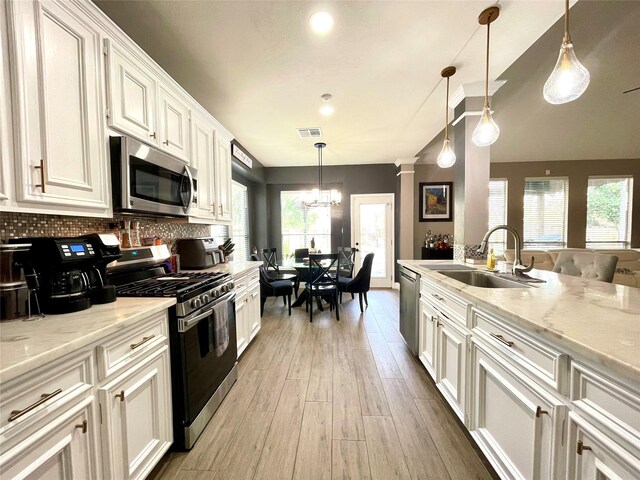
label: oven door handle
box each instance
[179,292,236,332]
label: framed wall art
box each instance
[419,182,453,222]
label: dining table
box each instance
[276,258,338,309]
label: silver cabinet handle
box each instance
[432,293,444,302]
[577,440,592,455]
[76,420,88,434]
[490,333,514,348]
[35,159,46,193]
[150,131,157,140]
[130,334,155,350]
[8,388,62,421]
[115,390,125,402]
[163,140,169,146]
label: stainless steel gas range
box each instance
[107,245,237,450]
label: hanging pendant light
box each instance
[302,142,341,208]
[472,6,501,148]
[543,0,590,104]
[437,66,457,168]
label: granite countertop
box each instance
[398,259,640,383]
[182,260,262,277]
[0,297,176,384]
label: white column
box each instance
[396,158,417,260]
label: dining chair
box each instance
[262,247,299,296]
[552,251,618,283]
[294,248,309,261]
[249,253,259,261]
[259,266,292,316]
[305,253,340,322]
[338,252,375,312]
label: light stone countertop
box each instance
[0,297,176,384]
[182,260,262,277]
[398,259,640,383]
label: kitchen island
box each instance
[398,259,640,480]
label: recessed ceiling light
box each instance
[309,12,334,34]
[319,105,334,116]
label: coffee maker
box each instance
[13,235,121,314]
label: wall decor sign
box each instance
[232,143,252,169]
[419,182,453,222]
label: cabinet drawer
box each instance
[0,350,92,435]
[96,312,168,381]
[420,278,468,324]
[571,362,640,445]
[471,307,568,393]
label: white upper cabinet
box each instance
[215,135,233,222]
[105,39,157,145]
[7,0,109,215]
[190,113,216,220]
[157,84,190,162]
[0,0,13,205]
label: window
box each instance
[523,177,568,249]
[281,190,331,258]
[232,181,249,261]
[488,179,508,255]
[586,176,633,249]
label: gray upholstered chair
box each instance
[552,251,619,283]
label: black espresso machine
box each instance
[11,234,121,314]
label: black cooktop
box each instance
[116,272,229,298]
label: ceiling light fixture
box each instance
[543,0,590,104]
[437,66,457,168]
[302,142,341,208]
[472,6,501,148]
[309,12,334,34]
[319,93,334,116]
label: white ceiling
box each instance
[96,0,571,167]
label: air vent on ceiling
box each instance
[296,127,322,138]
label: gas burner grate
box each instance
[116,272,231,297]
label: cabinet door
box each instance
[190,114,215,219]
[99,346,172,480]
[215,136,232,222]
[8,0,109,213]
[0,0,12,205]
[105,39,157,145]
[248,283,261,341]
[235,291,249,357]
[567,412,640,480]
[436,313,467,422]
[157,84,190,162]
[469,338,567,480]
[418,298,438,378]
[0,396,97,480]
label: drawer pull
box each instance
[576,440,592,455]
[150,131,157,139]
[76,420,88,434]
[34,159,46,193]
[115,390,125,402]
[490,333,514,348]
[8,388,63,422]
[130,334,155,350]
[163,140,169,146]
[430,316,436,323]
[432,294,444,302]
[535,406,549,417]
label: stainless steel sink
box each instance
[438,270,529,288]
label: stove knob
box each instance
[212,289,220,298]
[229,281,234,290]
[202,294,210,304]
[191,298,202,309]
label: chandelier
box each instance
[302,142,342,208]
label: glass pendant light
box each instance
[543,0,590,104]
[472,6,500,147]
[437,66,457,168]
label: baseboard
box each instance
[392,282,400,290]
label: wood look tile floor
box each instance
[152,290,497,480]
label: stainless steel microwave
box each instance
[110,136,197,217]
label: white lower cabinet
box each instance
[418,298,438,378]
[436,313,468,422]
[234,267,261,357]
[247,281,261,341]
[469,337,567,480]
[235,288,249,357]
[99,345,172,480]
[0,396,97,480]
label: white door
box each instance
[99,347,172,480]
[215,136,233,222]
[351,193,394,288]
[190,114,215,219]
[9,0,109,213]
[157,84,190,162]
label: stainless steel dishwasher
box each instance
[399,266,420,355]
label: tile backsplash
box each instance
[0,212,228,252]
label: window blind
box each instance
[586,177,633,249]
[488,179,508,255]
[523,177,568,249]
[231,181,249,261]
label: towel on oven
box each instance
[208,299,229,357]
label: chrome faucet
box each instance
[477,225,534,276]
